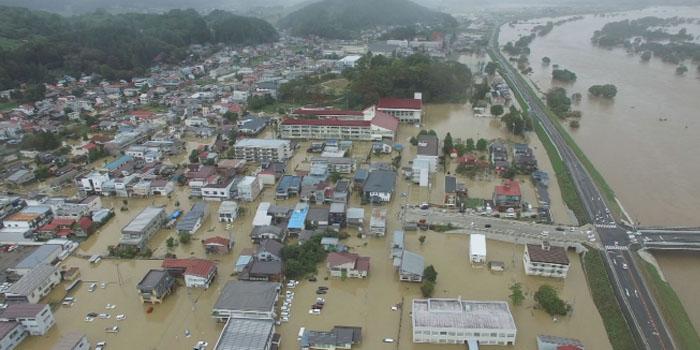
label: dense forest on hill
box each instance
[342,53,472,108]
[278,0,456,39]
[0,6,278,89]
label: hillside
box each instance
[278,0,457,39]
[0,6,278,89]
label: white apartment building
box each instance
[237,176,261,202]
[412,298,516,346]
[79,172,111,194]
[5,264,62,304]
[233,139,292,162]
[523,242,570,278]
[0,303,55,336]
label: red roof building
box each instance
[377,95,423,123]
[202,236,233,254]
[292,108,365,118]
[377,97,422,110]
[493,179,522,211]
[162,258,217,288]
[370,111,399,139]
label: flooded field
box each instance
[499,6,700,227]
[25,102,595,349]
[652,251,700,333]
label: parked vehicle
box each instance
[383,338,395,343]
[95,341,106,350]
[105,326,119,333]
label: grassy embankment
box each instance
[582,249,638,350]
[636,254,700,350]
[0,101,18,111]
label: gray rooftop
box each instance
[363,170,396,193]
[7,264,58,296]
[213,281,280,312]
[302,326,362,348]
[137,269,171,290]
[412,299,516,331]
[445,176,457,193]
[329,202,345,213]
[215,318,274,350]
[14,244,62,270]
[176,202,208,232]
[235,138,289,148]
[416,134,439,157]
[400,250,425,276]
[122,207,165,233]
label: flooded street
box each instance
[500,6,700,227]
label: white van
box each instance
[297,327,305,341]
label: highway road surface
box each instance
[489,28,675,350]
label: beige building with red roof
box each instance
[327,252,370,279]
[523,242,570,278]
[162,258,217,288]
[376,93,423,123]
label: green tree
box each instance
[419,235,426,245]
[569,120,580,128]
[484,61,497,75]
[423,265,438,283]
[465,138,475,152]
[189,149,199,164]
[552,69,577,82]
[534,285,571,316]
[24,84,46,102]
[542,56,551,65]
[442,132,453,156]
[476,138,488,152]
[490,104,504,116]
[34,166,50,181]
[166,237,175,248]
[509,282,525,306]
[588,84,618,98]
[421,280,435,297]
[641,51,652,61]
[329,171,342,183]
[545,87,572,117]
[501,106,526,135]
[178,233,191,244]
[223,111,238,123]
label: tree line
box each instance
[343,53,472,108]
[0,6,278,90]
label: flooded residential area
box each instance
[8,98,608,350]
[0,2,699,350]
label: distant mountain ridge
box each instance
[0,6,278,89]
[278,0,457,39]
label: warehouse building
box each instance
[119,207,166,250]
[412,298,516,346]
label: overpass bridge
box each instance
[638,229,700,251]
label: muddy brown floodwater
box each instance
[500,6,700,227]
[500,6,700,337]
[25,102,602,348]
[652,251,700,333]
